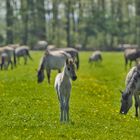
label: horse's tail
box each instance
[26,49,33,60]
[76,52,80,70]
[13,50,16,66]
[124,55,128,69]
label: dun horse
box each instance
[120,65,140,117]
[89,51,102,64]
[59,48,79,69]
[37,50,70,84]
[124,48,140,68]
[54,59,77,122]
[0,53,9,70]
[15,46,32,65]
[0,46,16,69]
[47,47,80,69]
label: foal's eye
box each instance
[67,67,70,71]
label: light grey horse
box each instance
[54,59,77,122]
[0,46,16,69]
[89,51,102,64]
[47,47,80,69]
[124,48,140,68]
[37,50,71,84]
[34,40,48,50]
[120,65,140,117]
[15,46,32,65]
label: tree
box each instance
[135,0,140,46]
[36,0,46,39]
[65,0,71,47]
[6,0,14,44]
[20,0,29,45]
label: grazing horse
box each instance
[59,48,80,69]
[0,46,16,69]
[89,51,102,64]
[0,53,9,70]
[34,40,48,50]
[124,48,140,68]
[37,50,71,84]
[54,59,77,122]
[120,65,140,117]
[47,47,80,69]
[15,46,32,65]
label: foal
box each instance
[54,59,77,122]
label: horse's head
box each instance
[37,69,45,83]
[120,90,133,114]
[66,59,77,81]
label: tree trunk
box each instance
[20,0,28,45]
[36,0,46,39]
[65,0,71,47]
[135,0,140,46]
[52,0,58,43]
[6,0,14,44]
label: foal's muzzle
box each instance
[72,76,77,81]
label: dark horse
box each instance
[124,49,140,69]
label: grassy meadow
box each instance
[0,51,140,140]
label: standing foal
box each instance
[54,59,77,122]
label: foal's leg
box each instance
[65,93,70,122]
[60,95,64,122]
[65,98,70,122]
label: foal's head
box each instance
[65,59,77,81]
[120,90,133,114]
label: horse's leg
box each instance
[135,59,138,66]
[134,94,139,117]
[58,69,61,73]
[1,61,4,70]
[129,61,132,68]
[24,55,27,65]
[47,69,51,84]
[125,58,128,70]
[17,57,20,65]
[8,59,13,69]
[10,60,13,69]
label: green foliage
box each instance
[0,51,140,139]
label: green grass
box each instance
[0,51,140,140]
